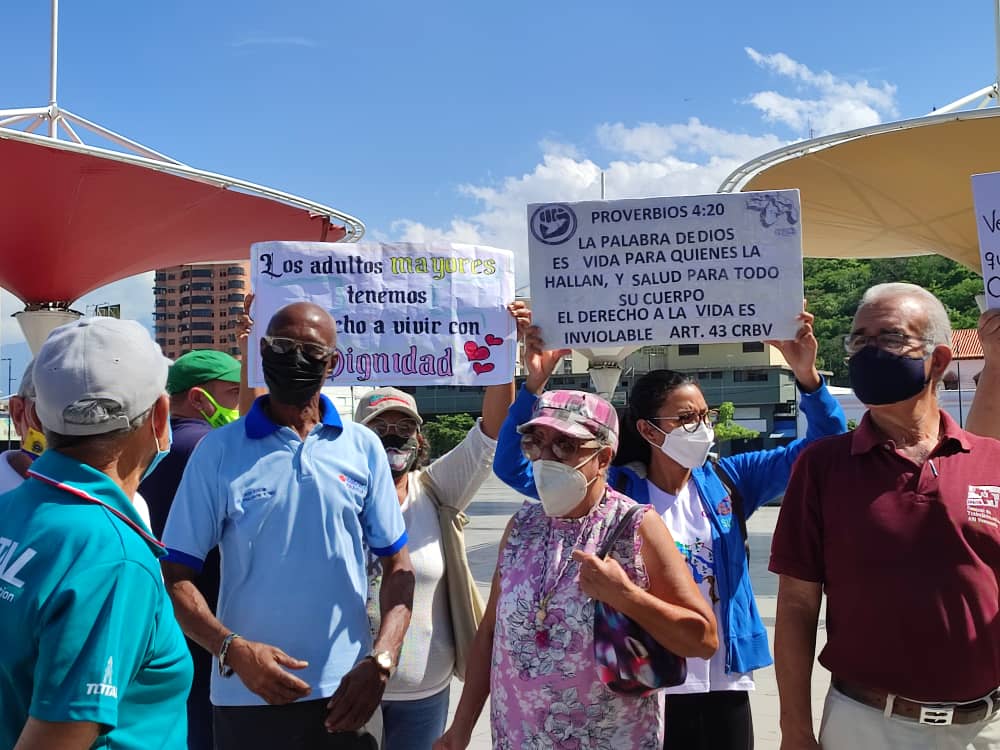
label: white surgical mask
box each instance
[532,451,600,517]
[648,421,715,469]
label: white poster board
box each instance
[249,242,516,387]
[972,172,1000,307]
[526,191,804,348]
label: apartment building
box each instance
[153,262,249,360]
[410,341,805,449]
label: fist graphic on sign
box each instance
[530,204,577,245]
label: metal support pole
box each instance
[49,0,59,138]
[2,358,12,450]
[958,359,964,427]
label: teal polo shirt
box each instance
[0,450,192,749]
[162,395,407,706]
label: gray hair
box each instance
[16,359,35,400]
[857,283,952,352]
[45,405,152,454]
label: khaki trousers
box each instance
[819,686,1000,750]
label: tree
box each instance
[714,401,759,442]
[422,413,475,458]
[804,256,981,385]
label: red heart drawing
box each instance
[473,362,495,375]
[484,334,504,347]
[464,341,490,361]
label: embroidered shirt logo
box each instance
[337,474,366,494]
[967,485,1000,530]
[85,657,118,698]
[241,487,273,504]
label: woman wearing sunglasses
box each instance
[353,301,530,750]
[436,386,717,750]
[492,305,846,750]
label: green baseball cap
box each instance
[166,350,241,395]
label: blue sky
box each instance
[0,0,996,386]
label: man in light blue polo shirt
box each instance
[162,302,414,750]
[0,317,192,750]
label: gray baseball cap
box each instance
[34,317,171,436]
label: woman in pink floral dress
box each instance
[435,335,717,750]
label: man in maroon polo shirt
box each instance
[770,282,1000,750]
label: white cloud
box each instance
[744,47,897,135]
[596,119,784,161]
[388,49,900,291]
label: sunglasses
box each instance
[520,430,601,462]
[262,335,336,362]
[367,418,420,439]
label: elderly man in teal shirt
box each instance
[0,317,192,750]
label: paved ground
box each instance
[442,475,831,749]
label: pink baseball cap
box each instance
[518,390,619,453]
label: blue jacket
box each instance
[492,380,846,675]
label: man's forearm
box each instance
[448,616,494,740]
[774,585,821,742]
[374,560,414,659]
[15,718,99,750]
[163,567,232,656]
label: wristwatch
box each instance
[370,649,395,677]
[218,632,241,678]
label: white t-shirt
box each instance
[380,420,496,701]
[0,450,153,530]
[647,478,755,694]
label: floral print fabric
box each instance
[491,489,663,749]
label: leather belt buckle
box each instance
[918,705,955,726]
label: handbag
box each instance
[592,504,688,696]
[418,471,485,681]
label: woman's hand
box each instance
[572,550,634,609]
[237,292,255,361]
[766,299,821,392]
[508,300,532,340]
[432,727,471,750]
[523,325,570,395]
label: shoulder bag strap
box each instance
[597,503,646,560]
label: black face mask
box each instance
[848,345,930,405]
[261,347,329,407]
[381,435,419,476]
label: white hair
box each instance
[857,283,952,351]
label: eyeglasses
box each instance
[262,335,336,362]
[520,431,601,462]
[646,409,719,433]
[367,418,420,439]
[843,332,932,357]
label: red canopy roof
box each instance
[0,133,349,303]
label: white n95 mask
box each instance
[532,451,600,517]
[655,422,715,469]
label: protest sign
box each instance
[248,242,516,387]
[526,191,804,348]
[972,172,1000,308]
